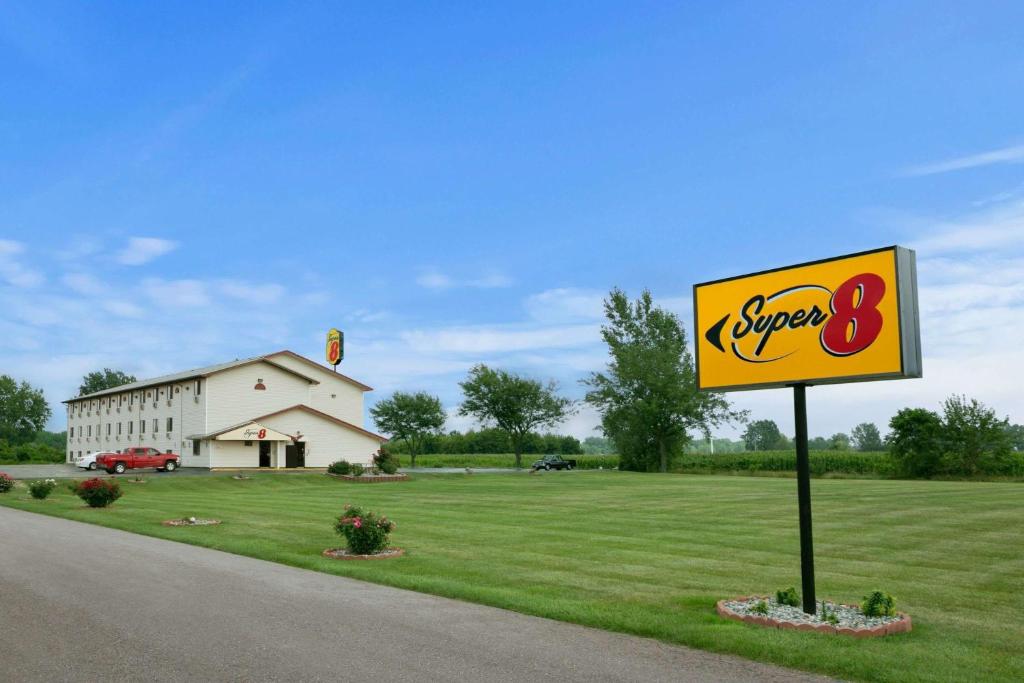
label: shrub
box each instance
[861,590,896,617]
[821,603,840,625]
[775,587,800,607]
[0,472,14,493]
[74,478,122,508]
[373,448,398,474]
[327,460,351,475]
[334,504,396,555]
[751,599,769,615]
[28,479,57,499]
[349,463,365,477]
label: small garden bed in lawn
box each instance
[162,517,221,527]
[322,547,404,560]
[329,472,409,483]
[718,595,910,637]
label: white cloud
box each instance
[117,237,178,265]
[415,269,453,290]
[902,143,1024,177]
[62,272,104,296]
[141,278,209,307]
[400,324,599,355]
[0,239,45,288]
[525,288,605,323]
[415,268,513,290]
[219,280,285,304]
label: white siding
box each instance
[264,354,365,424]
[205,362,314,431]
[211,441,259,468]
[261,409,380,467]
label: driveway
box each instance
[0,507,832,682]
[0,463,216,479]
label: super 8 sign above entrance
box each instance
[693,246,921,391]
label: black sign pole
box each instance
[792,383,816,614]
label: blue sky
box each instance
[2,2,1023,438]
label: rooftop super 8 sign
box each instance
[693,246,922,392]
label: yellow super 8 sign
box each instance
[693,246,921,391]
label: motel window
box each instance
[153,418,158,433]
[193,441,200,456]
[117,422,122,435]
[106,424,111,435]
[195,380,202,396]
[87,425,92,437]
[244,441,253,447]
[166,417,173,432]
[140,419,146,434]
[128,421,133,435]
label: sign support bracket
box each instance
[791,382,816,614]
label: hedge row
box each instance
[0,441,65,465]
[405,450,902,477]
[671,450,894,476]
[403,454,619,470]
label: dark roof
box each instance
[264,350,373,391]
[65,356,319,403]
[248,404,387,442]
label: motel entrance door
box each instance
[285,442,305,468]
[259,442,271,468]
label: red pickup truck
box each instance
[97,447,181,474]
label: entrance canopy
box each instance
[192,421,294,442]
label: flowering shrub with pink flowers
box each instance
[334,504,396,555]
[74,478,122,508]
[0,472,14,494]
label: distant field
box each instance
[408,450,1023,480]
[406,453,618,469]
[2,472,1021,682]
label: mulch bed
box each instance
[162,518,222,527]
[717,596,911,637]
[322,547,405,561]
[326,473,409,483]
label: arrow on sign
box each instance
[705,314,729,353]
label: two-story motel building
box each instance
[64,350,386,469]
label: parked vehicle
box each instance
[97,447,181,474]
[530,454,577,471]
[76,450,114,471]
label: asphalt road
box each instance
[0,507,833,682]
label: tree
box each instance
[940,395,1014,476]
[888,408,945,477]
[808,436,830,450]
[459,365,574,468]
[79,368,137,396]
[1006,424,1024,452]
[370,392,446,468]
[829,432,851,450]
[584,288,744,472]
[742,420,785,451]
[0,375,52,445]
[851,422,884,451]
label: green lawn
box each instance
[2,472,1021,682]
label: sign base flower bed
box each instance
[322,547,404,560]
[717,596,911,637]
[327,472,409,483]
[162,518,222,527]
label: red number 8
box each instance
[821,273,886,356]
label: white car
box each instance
[76,450,115,471]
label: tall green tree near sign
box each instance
[458,365,574,469]
[370,391,446,468]
[79,368,137,396]
[585,288,745,473]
